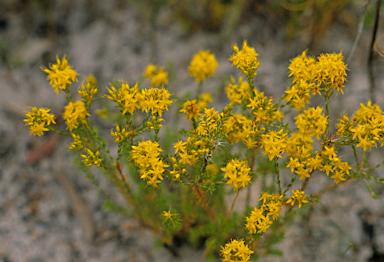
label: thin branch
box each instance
[347,0,370,64]
[368,0,381,103]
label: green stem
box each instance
[283,173,298,195]
[324,89,330,140]
[275,158,282,195]
[352,145,360,171]
[196,81,203,99]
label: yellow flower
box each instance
[24,107,56,136]
[81,149,102,168]
[180,100,201,120]
[288,50,315,83]
[131,140,169,187]
[226,76,251,105]
[63,101,90,131]
[314,52,348,94]
[189,50,218,83]
[106,82,141,115]
[197,92,212,110]
[221,159,251,191]
[260,130,288,160]
[78,77,98,105]
[69,133,84,150]
[143,64,169,86]
[221,239,253,262]
[163,210,173,221]
[286,190,309,208]
[225,114,256,145]
[229,40,260,79]
[285,79,312,110]
[143,64,157,78]
[247,89,280,123]
[295,107,327,139]
[139,87,173,117]
[111,124,130,144]
[41,56,78,94]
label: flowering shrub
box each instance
[25,42,384,261]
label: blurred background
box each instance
[1,0,384,261]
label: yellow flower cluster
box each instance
[321,146,352,184]
[69,133,84,150]
[24,107,56,136]
[131,140,169,187]
[245,192,283,234]
[285,79,313,110]
[248,89,283,123]
[225,114,258,148]
[261,130,288,160]
[180,100,201,121]
[197,92,212,110]
[287,51,348,99]
[188,50,218,83]
[171,136,213,177]
[225,76,251,105]
[78,75,98,105]
[110,124,131,144]
[63,101,90,131]
[41,56,78,94]
[146,115,164,130]
[221,159,251,191]
[107,83,173,117]
[341,102,384,151]
[288,50,316,82]
[143,64,169,86]
[196,107,225,137]
[81,149,102,168]
[220,239,253,262]
[295,107,327,139]
[286,190,308,208]
[107,82,141,115]
[314,52,348,94]
[229,40,260,79]
[286,132,313,159]
[286,144,352,183]
[139,87,173,117]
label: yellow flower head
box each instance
[295,107,328,139]
[314,52,348,94]
[41,56,79,94]
[197,92,212,110]
[288,50,316,82]
[69,133,84,150]
[261,130,288,160]
[221,159,251,191]
[81,149,102,168]
[107,82,141,115]
[180,100,201,120]
[285,79,313,110]
[229,40,260,79]
[189,50,218,83]
[221,239,253,262]
[226,76,251,105]
[144,64,169,86]
[131,140,168,187]
[63,101,90,131]
[24,107,56,136]
[286,190,309,208]
[225,114,255,145]
[78,77,98,105]
[139,87,173,117]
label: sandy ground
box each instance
[1,1,384,261]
